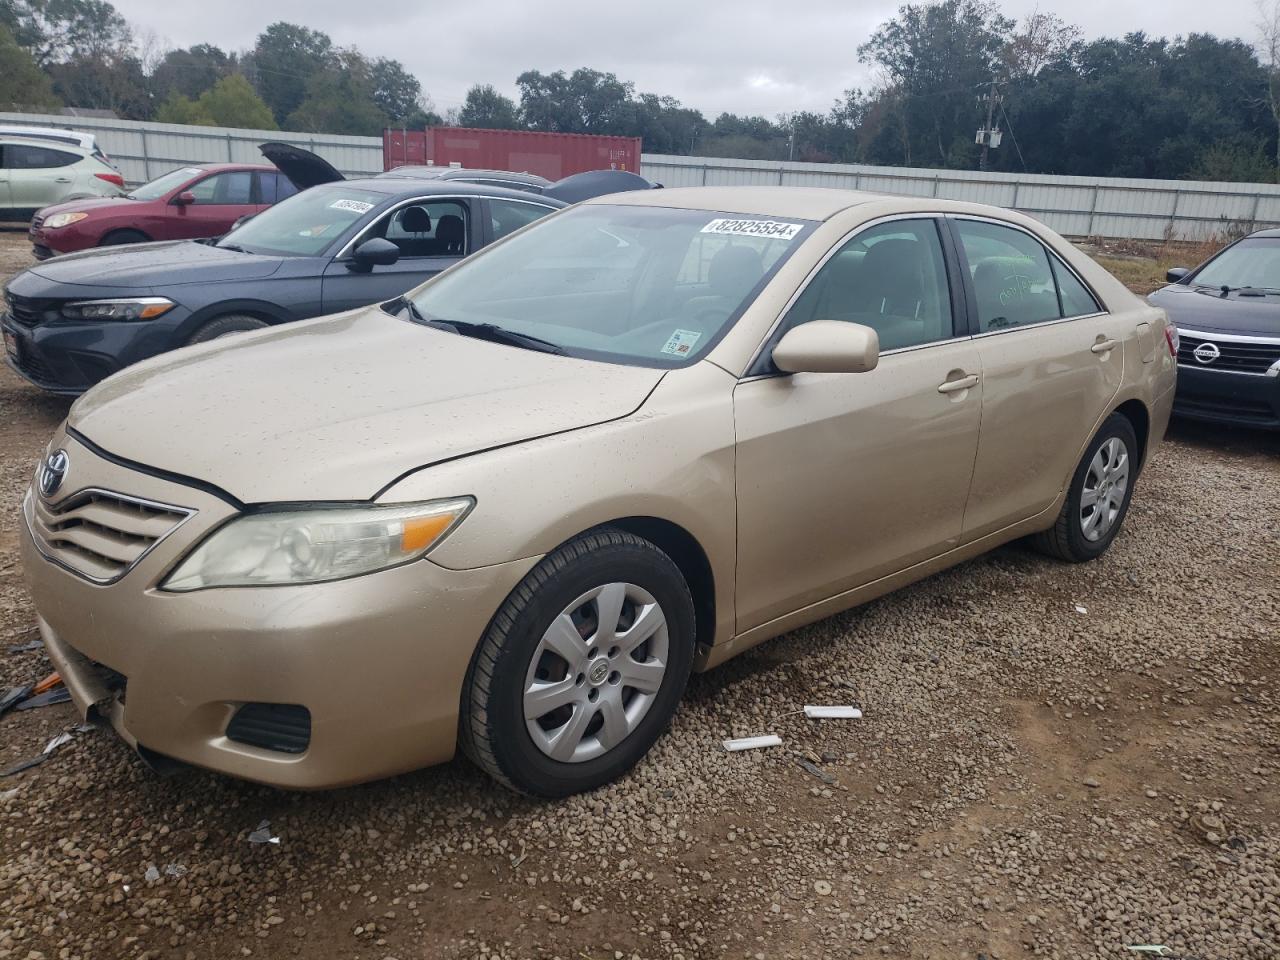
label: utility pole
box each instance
[976,80,1003,171]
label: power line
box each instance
[998,99,1027,172]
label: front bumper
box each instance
[1173,362,1280,430]
[18,432,536,788]
[2,309,192,395]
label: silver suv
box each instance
[0,136,124,222]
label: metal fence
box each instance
[6,111,1280,240]
[640,155,1280,241]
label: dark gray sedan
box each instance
[3,178,565,394]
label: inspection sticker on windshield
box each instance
[329,198,375,214]
[700,218,803,240]
[661,328,703,357]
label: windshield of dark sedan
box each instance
[127,167,204,201]
[1192,238,1280,291]
[407,204,814,366]
[218,185,386,257]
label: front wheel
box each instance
[185,314,269,345]
[1032,412,1139,562]
[460,528,696,797]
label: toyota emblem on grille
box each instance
[1193,341,1221,364]
[38,449,69,498]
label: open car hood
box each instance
[259,141,345,189]
[543,170,658,204]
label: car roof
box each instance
[587,185,888,220]
[378,166,550,186]
[0,134,92,154]
[0,125,96,143]
[1246,228,1280,239]
[326,177,567,205]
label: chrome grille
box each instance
[1177,333,1280,375]
[28,488,192,583]
[29,213,44,231]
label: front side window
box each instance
[375,200,470,257]
[127,167,204,201]
[956,220,1084,331]
[489,198,557,242]
[218,184,387,256]
[781,219,954,351]
[407,204,814,367]
[6,144,79,169]
[188,171,253,205]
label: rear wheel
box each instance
[461,528,696,797]
[99,229,149,246]
[1032,412,1138,562]
[185,314,269,345]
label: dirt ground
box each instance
[0,227,1278,960]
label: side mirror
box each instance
[772,320,879,375]
[350,237,400,271]
[1166,267,1190,283]
[175,191,195,205]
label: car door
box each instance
[170,170,256,239]
[949,216,1127,540]
[320,197,478,313]
[733,217,984,633]
[5,143,81,214]
[0,145,12,216]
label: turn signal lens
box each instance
[161,498,474,591]
[1163,323,1179,357]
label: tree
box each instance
[458,83,520,129]
[1003,11,1081,79]
[6,0,130,65]
[286,49,388,135]
[150,43,233,101]
[246,21,333,125]
[369,56,436,126]
[0,22,59,108]
[156,75,275,128]
[155,91,207,125]
[48,50,149,117]
[1257,0,1280,178]
[517,68,635,133]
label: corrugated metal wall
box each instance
[6,112,1280,240]
[640,155,1280,240]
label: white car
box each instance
[0,125,115,168]
[0,136,124,222]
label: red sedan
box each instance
[29,163,297,260]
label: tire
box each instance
[99,229,149,246]
[185,314,269,345]
[1032,412,1139,563]
[460,528,696,797]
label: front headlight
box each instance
[161,498,474,591]
[43,212,90,229]
[61,297,176,321]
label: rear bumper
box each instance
[1173,363,1280,430]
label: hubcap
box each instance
[1079,436,1130,542]
[523,582,669,763]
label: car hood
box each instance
[23,240,283,288]
[259,141,344,189]
[36,195,143,220]
[68,309,665,503]
[1148,283,1280,337]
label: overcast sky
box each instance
[113,0,1263,118]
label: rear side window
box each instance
[5,144,80,169]
[257,172,298,205]
[489,198,556,241]
[956,219,1101,330]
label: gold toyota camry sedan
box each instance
[18,187,1176,796]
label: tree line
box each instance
[2,0,1279,182]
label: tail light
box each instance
[94,172,125,188]
[1163,323,1179,357]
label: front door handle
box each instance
[1091,338,1119,354]
[937,373,980,394]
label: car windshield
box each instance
[1192,238,1280,291]
[406,204,814,367]
[127,167,204,201]
[217,185,386,257]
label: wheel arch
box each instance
[176,299,294,340]
[1112,398,1150,474]
[99,227,151,245]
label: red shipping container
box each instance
[382,127,642,180]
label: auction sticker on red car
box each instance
[700,218,804,240]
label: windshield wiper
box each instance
[436,319,565,355]
[216,242,251,254]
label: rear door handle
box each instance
[937,373,980,394]
[1091,338,1119,354]
[53,177,73,183]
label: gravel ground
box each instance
[0,228,1278,960]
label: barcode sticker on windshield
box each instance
[700,218,803,240]
[330,199,374,214]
